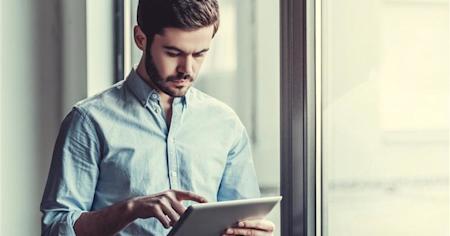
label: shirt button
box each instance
[151,93,158,100]
[171,171,177,177]
[154,107,160,113]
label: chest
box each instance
[93,105,235,197]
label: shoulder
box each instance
[72,80,131,117]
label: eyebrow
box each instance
[163,46,209,55]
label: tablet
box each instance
[167,196,282,236]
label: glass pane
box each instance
[321,1,449,236]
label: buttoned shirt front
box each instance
[40,69,260,235]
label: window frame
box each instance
[280,0,317,235]
[114,0,125,82]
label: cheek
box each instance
[153,55,178,77]
[149,45,178,78]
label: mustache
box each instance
[167,73,194,82]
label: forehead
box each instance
[153,26,214,51]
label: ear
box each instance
[134,25,147,51]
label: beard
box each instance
[144,43,194,97]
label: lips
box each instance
[171,79,190,86]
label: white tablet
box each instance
[167,196,282,236]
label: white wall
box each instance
[1,0,62,234]
[1,0,113,234]
[0,0,3,231]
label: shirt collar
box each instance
[125,68,191,107]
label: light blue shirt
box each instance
[40,69,260,235]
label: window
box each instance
[320,0,449,235]
[281,1,448,236]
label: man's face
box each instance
[144,26,214,97]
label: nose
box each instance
[177,55,194,77]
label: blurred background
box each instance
[1,0,449,236]
[321,0,449,235]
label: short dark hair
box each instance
[137,0,220,42]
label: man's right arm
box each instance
[74,190,207,236]
[41,108,101,235]
[40,108,207,235]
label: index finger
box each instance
[172,190,208,203]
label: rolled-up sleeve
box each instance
[217,125,261,201]
[40,107,100,235]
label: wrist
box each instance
[124,197,139,221]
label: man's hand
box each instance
[222,219,275,236]
[74,190,207,235]
[129,189,207,228]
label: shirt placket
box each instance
[167,100,182,190]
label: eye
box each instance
[165,51,180,57]
[193,52,206,58]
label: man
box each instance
[41,0,275,235]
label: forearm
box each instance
[74,199,137,236]
[73,190,207,235]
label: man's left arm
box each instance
[217,125,275,236]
